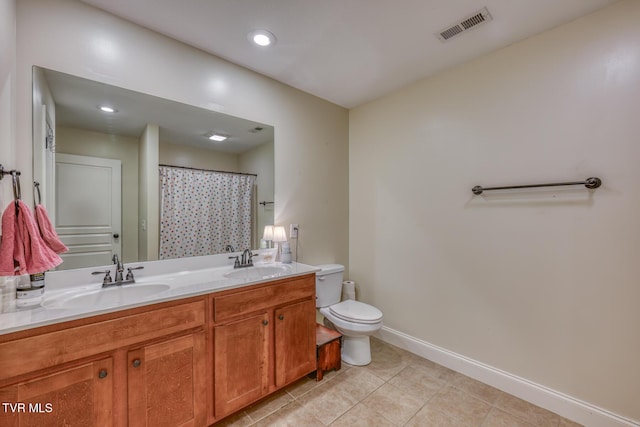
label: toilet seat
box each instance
[329,300,383,324]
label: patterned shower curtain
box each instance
[159,166,256,259]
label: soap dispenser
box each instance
[281,242,292,264]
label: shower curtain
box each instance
[159,166,256,259]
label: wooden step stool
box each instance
[314,323,343,381]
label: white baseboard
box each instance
[375,326,639,427]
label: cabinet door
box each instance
[0,358,113,427]
[128,332,206,427]
[214,312,269,419]
[275,299,316,387]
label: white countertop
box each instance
[0,253,319,336]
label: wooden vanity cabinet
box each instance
[211,274,316,422]
[128,332,207,427]
[0,358,114,427]
[213,312,270,418]
[274,299,316,387]
[0,298,206,427]
[0,273,317,426]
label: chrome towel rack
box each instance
[0,164,22,212]
[472,177,602,195]
[0,164,21,197]
[0,164,20,181]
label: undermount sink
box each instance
[223,265,289,280]
[43,284,170,309]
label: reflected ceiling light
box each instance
[98,105,117,113]
[209,133,228,142]
[248,29,277,47]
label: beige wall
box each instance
[56,127,139,263]
[0,0,16,288]
[239,141,275,248]
[138,124,159,261]
[349,0,640,421]
[15,0,349,267]
[0,0,16,210]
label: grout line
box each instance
[237,340,576,427]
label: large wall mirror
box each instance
[32,66,274,271]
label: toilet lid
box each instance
[329,300,383,324]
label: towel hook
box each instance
[12,171,21,201]
[34,181,41,205]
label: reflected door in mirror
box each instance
[55,154,121,270]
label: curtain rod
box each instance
[159,164,257,177]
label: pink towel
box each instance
[0,200,62,276]
[0,203,19,275]
[35,204,68,254]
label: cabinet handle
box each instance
[262,320,268,326]
[278,314,284,320]
[132,359,141,368]
[98,369,108,379]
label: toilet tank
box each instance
[315,264,344,308]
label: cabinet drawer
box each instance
[214,275,314,322]
[0,300,205,382]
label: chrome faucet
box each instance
[241,249,252,266]
[112,254,124,282]
[229,249,258,269]
[92,254,144,287]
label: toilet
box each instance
[315,264,383,366]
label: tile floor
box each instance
[216,337,583,427]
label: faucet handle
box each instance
[228,256,240,268]
[126,266,144,281]
[248,252,258,266]
[92,270,112,285]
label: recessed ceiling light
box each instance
[209,133,228,142]
[98,105,117,113]
[248,29,277,47]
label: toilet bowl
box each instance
[315,265,383,366]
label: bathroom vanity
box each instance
[0,258,318,426]
[212,274,316,419]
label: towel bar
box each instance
[472,177,601,195]
[0,164,20,181]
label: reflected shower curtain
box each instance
[159,166,256,259]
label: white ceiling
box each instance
[81,0,618,108]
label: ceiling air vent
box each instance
[436,7,492,42]
[248,126,264,133]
